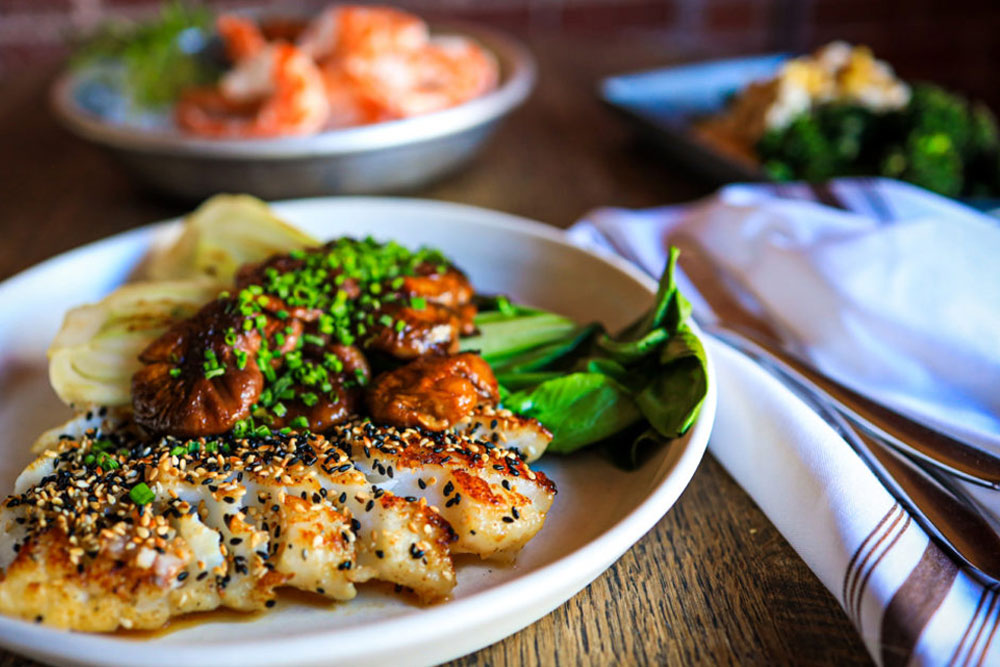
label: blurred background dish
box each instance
[602,44,1000,207]
[50,20,534,200]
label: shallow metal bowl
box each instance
[51,26,535,200]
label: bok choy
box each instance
[462,248,708,466]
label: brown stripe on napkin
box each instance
[973,603,1000,667]
[950,589,994,666]
[880,543,959,667]
[962,592,999,667]
[853,514,912,628]
[843,504,903,622]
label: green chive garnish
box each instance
[129,482,155,505]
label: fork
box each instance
[670,234,1000,586]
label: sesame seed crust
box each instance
[0,427,459,630]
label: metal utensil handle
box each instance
[724,332,1000,587]
[671,235,1000,489]
[708,324,1000,489]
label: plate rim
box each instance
[0,197,715,667]
[49,25,536,160]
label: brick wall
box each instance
[1,0,997,106]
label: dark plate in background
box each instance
[601,53,1000,214]
[600,53,787,183]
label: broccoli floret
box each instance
[880,131,964,197]
[814,104,879,167]
[970,103,999,152]
[757,114,837,181]
[751,81,999,196]
[906,83,974,151]
[964,104,1000,195]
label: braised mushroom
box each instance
[366,352,499,430]
[132,300,264,437]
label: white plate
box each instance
[0,198,715,667]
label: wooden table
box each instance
[0,33,872,666]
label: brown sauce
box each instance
[112,587,333,640]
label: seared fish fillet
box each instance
[0,424,555,630]
[452,405,553,464]
[0,431,455,631]
[333,419,556,558]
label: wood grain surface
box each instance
[0,32,872,666]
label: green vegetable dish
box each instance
[759,84,1000,198]
[463,247,708,466]
[699,42,1000,198]
[71,1,220,109]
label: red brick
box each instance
[705,0,768,31]
[561,0,676,31]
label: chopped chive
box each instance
[129,482,155,505]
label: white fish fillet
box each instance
[0,422,555,631]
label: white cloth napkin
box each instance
[568,178,1000,667]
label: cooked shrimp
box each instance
[175,43,330,138]
[298,6,497,126]
[297,5,427,63]
[217,14,267,62]
[318,66,394,126]
[370,36,498,118]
